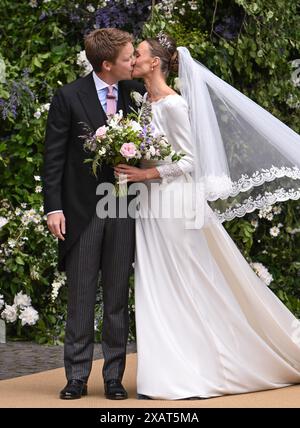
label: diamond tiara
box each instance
[157,31,172,50]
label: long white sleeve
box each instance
[154,96,194,181]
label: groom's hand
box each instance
[47,212,66,241]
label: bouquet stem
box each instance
[113,173,128,197]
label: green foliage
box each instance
[0,0,299,344]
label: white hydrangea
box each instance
[250,262,273,286]
[1,304,18,323]
[19,306,39,326]
[14,291,32,308]
[77,50,93,76]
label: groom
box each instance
[43,28,144,400]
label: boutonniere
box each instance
[130,91,143,107]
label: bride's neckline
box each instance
[145,92,179,105]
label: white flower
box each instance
[19,306,39,326]
[0,216,8,229]
[290,59,300,87]
[0,294,4,310]
[149,146,156,156]
[266,213,273,221]
[0,56,6,84]
[272,205,282,215]
[76,50,93,77]
[1,304,18,323]
[34,110,41,119]
[173,77,181,92]
[40,103,50,112]
[145,151,152,160]
[29,0,38,8]
[250,262,273,286]
[8,239,16,248]
[14,291,32,308]
[35,185,42,193]
[129,120,142,132]
[98,147,106,156]
[258,205,273,219]
[108,109,123,128]
[131,91,143,106]
[270,226,280,237]
[34,175,41,181]
[51,271,67,302]
[87,4,95,13]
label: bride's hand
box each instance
[114,164,146,182]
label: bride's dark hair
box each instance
[146,33,178,76]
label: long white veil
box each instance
[178,47,300,222]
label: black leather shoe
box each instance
[59,379,88,400]
[104,379,128,400]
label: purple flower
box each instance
[215,15,243,40]
[0,80,35,120]
[95,0,152,36]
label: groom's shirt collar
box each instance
[92,72,118,92]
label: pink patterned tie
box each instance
[106,85,117,116]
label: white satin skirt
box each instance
[134,174,300,400]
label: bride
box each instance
[114,33,300,400]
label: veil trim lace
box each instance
[177,47,300,224]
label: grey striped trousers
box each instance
[64,213,135,382]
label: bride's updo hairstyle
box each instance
[146,32,178,76]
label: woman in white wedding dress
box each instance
[114,34,300,400]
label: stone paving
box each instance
[0,341,137,380]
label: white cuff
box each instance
[47,210,63,216]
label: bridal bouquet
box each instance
[80,103,184,195]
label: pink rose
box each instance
[120,143,137,159]
[95,126,107,138]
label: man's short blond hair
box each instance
[84,28,133,72]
